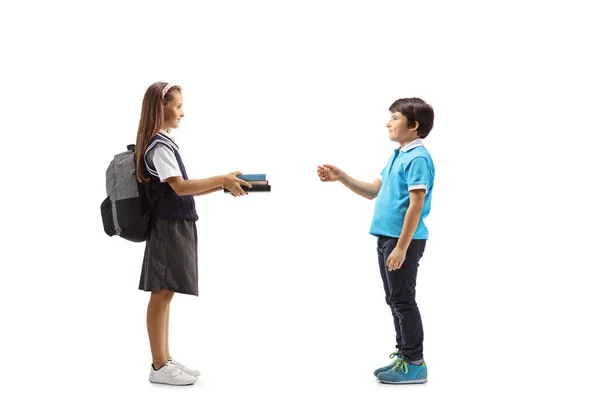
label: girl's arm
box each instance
[166,172,251,197]
[166,176,223,196]
[193,186,225,196]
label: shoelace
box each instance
[392,357,409,374]
[166,362,184,377]
[172,359,189,372]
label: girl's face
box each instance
[386,111,419,145]
[163,91,184,130]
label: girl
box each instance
[135,82,251,385]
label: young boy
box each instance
[317,98,435,384]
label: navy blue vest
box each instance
[144,133,198,221]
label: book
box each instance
[244,180,268,185]
[237,174,266,181]
[224,184,271,193]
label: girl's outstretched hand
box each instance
[317,164,342,182]
[223,171,252,197]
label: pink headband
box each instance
[162,83,175,98]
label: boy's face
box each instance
[386,111,419,144]
[163,91,185,130]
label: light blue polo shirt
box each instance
[369,139,435,239]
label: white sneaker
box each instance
[149,360,197,385]
[169,357,201,377]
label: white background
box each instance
[1,0,599,399]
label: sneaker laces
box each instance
[166,361,185,377]
[392,357,409,374]
[172,359,191,373]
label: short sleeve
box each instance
[405,157,431,193]
[148,144,182,182]
[378,162,388,181]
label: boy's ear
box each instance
[410,121,420,132]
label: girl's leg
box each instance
[147,290,174,368]
[165,301,171,360]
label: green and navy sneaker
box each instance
[377,357,428,384]
[373,351,402,377]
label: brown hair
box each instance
[389,98,434,139]
[135,82,182,183]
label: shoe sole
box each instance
[378,378,428,384]
[149,379,197,386]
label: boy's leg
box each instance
[381,238,426,363]
[377,236,403,351]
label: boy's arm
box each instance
[396,189,425,250]
[386,189,425,271]
[318,164,381,200]
[339,173,382,200]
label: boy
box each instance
[317,97,435,384]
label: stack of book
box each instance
[224,174,271,193]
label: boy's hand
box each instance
[317,164,342,182]
[223,171,252,197]
[387,247,407,271]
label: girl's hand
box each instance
[317,164,342,182]
[223,171,252,197]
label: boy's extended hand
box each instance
[317,164,342,182]
[387,247,407,271]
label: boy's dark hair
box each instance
[389,98,434,139]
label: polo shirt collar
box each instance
[400,138,424,152]
[158,129,178,143]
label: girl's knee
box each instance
[150,290,174,302]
